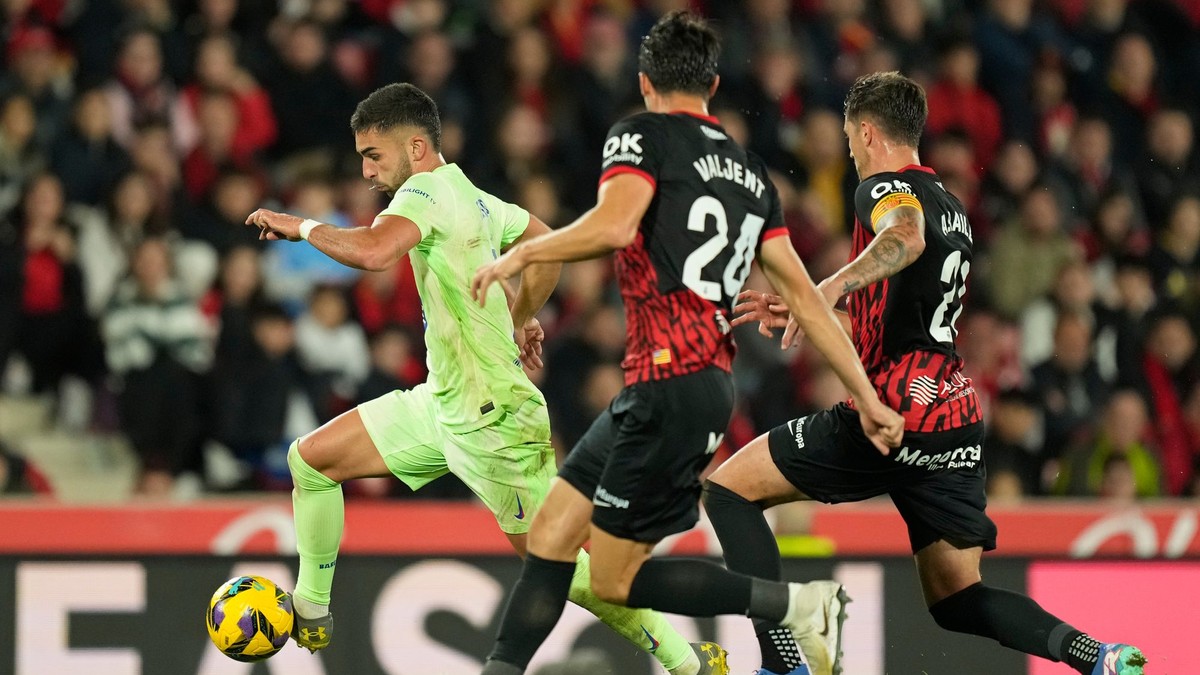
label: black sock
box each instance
[626,557,756,616]
[705,481,802,671]
[1064,633,1102,674]
[486,554,576,671]
[929,583,1081,662]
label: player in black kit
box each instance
[472,12,904,675]
[720,71,1146,675]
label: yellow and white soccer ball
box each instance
[206,575,294,662]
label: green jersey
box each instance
[379,163,539,432]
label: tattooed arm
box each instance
[823,204,926,300]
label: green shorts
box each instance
[357,383,555,534]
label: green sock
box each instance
[288,441,343,615]
[566,549,697,673]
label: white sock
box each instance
[668,648,700,675]
[293,595,328,620]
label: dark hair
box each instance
[350,83,442,151]
[638,11,720,97]
[844,71,928,148]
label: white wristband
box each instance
[298,218,321,241]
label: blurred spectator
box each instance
[356,324,424,403]
[985,387,1047,495]
[1147,194,1200,310]
[182,33,277,164]
[473,102,556,204]
[926,131,981,223]
[351,263,423,336]
[956,308,1024,416]
[1046,116,1136,222]
[925,38,1004,173]
[102,238,212,496]
[1139,311,1199,494]
[75,170,218,314]
[262,174,359,307]
[399,31,474,144]
[987,185,1079,319]
[1079,189,1150,305]
[211,303,317,487]
[0,26,70,149]
[978,140,1039,242]
[1095,32,1161,167]
[104,27,199,154]
[120,0,191,82]
[876,0,937,80]
[1137,110,1200,231]
[1030,55,1076,159]
[127,120,186,221]
[1,173,104,394]
[541,304,625,453]
[1030,311,1110,454]
[805,0,877,95]
[181,91,246,201]
[1054,389,1161,498]
[574,12,638,181]
[0,93,48,214]
[182,167,267,254]
[1110,256,1158,385]
[181,0,276,71]
[295,283,370,414]
[203,245,266,366]
[1020,260,1118,378]
[973,0,1065,139]
[265,18,355,167]
[50,88,131,206]
[731,36,811,175]
[795,108,857,233]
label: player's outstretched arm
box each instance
[506,215,561,369]
[246,209,422,272]
[758,235,904,452]
[470,174,652,302]
[824,204,926,299]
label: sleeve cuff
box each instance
[599,166,656,190]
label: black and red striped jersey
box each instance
[846,165,983,432]
[599,111,787,385]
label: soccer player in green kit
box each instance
[246,82,730,675]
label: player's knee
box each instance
[289,438,339,489]
[702,479,754,512]
[527,516,575,560]
[589,574,631,606]
[928,582,985,633]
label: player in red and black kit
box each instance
[719,72,1145,675]
[472,13,903,675]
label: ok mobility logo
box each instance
[893,445,981,472]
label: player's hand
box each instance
[857,399,905,456]
[471,247,529,305]
[515,317,545,370]
[246,208,303,242]
[732,289,791,336]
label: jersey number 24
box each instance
[682,196,765,302]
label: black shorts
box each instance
[768,403,997,554]
[559,367,735,542]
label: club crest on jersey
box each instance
[602,132,644,166]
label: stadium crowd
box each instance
[0,0,1197,502]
